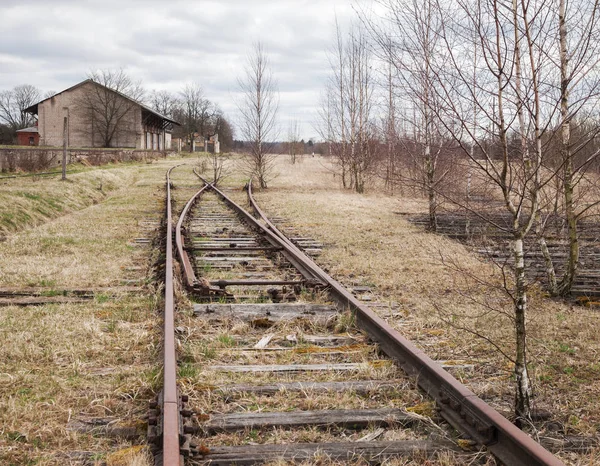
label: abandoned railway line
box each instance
[409,212,600,298]
[151,165,565,465]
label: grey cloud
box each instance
[0,0,359,139]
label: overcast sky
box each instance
[0,0,371,140]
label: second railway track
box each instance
[154,165,565,465]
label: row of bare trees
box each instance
[320,0,600,425]
[0,71,235,151]
[149,84,234,153]
[319,20,378,193]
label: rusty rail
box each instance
[245,180,564,466]
[192,171,324,284]
[161,166,182,465]
[175,182,210,288]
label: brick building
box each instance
[16,126,40,146]
[24,79,179,149]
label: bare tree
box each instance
[382,35,399,193]
[179,83,203,150]
[427,0,559,423]
[150,90,180,119]
[237,42,279,189]
[202,110,233,185]
[287,120,302,164]
[178,83,215,151]
[76,69,145,148]
[367,0,449,229]
[0,84,41,131]
[346,26,377,194]
[362,0,574,423]
[321,21,377,193]
[549,0,600,295]
[331,17,350,187]
[316,83,336,159]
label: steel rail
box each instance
[246,180,320,260]
[192,171,323,284]
[245,180,564,466]
[175,182,210,288]
[162,165,183,466]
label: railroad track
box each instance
[152,166,564,465]
[408,212,600,298]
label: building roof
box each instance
[16,126,39,133]
[24,79,180,127]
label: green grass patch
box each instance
[178,363,198,379]
[217,334,237,347]
[0,168,134,235]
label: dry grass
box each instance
[0,160,179,289]
[178,309,417,402]
[0,156,198,464]
[0,166,137,238]
[7,153,588,463]
[247,154,600,465]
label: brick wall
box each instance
[0,147,174,172]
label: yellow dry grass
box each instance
[0,166,136,238]
[5,152,591,463]
[247,154,600,466]
[0,155,197,464]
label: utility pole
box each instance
[62,116,68,181]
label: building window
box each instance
[29,136,35,145]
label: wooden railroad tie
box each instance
[195,440,463,464]
[200,408,429,434]
[194,303,339,324]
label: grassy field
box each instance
[250,154,600,466]
[0,156,203,465]
[1,152,598,464]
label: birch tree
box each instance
[550,0,600,296]
[237,42,279,189]
[382,36,399,193]
[321,21,376,193]
[429,0,549,423]
[431,0,600,418]
[359,0,600,425]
